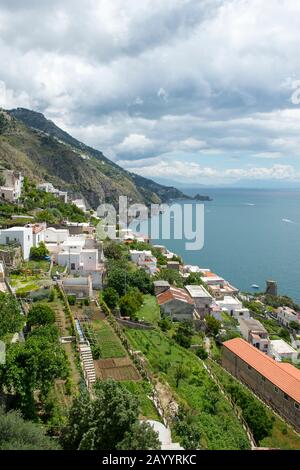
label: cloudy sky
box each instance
[1,0,300,186]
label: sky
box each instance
[1,0,300,187]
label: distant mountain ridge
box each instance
[0,107,189,209]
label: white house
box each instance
[201,271,225,287]
[269,339,298,363]
[44,227,69,244]
[185,284,213,319]
[238,317,270,353]
[30,223,46,247]
[38,182,68,203]
[276,306,300,327]
[130,249,157,275]
[157,287,196,321]
[0,226,33,260]
[72,198,87,212]
[0,169,23,202]
[216,295,250,319]
[57,237,103,288]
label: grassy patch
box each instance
[125,327,250,450]
[90,319,126,359]
[136,294,160,324]
[123,381,161,421]
[23,260,50,272]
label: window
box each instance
[247,365,252,370]
[295,403,299,410]
[261,376,266,382]
[71,263,76,270]
[274,387,279,393]
[284,393,289,401]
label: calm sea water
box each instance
[138,188,300,303]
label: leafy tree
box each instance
[128,269,154,294]
[107,267,128,297]
[0,292,24,339]
[226,383,273,442]
[289,321,300,331]
[0,325,68,418]
[155,268,183,287]
[173,320,194,348]
[103,241,127,260]
[158,316,172,332]
[279,327,290,342]
[27,303,56,329]
[174,407,201,450]
[117,421,160,450]
[196,347,208,360]
[67,295,76,305]
[30,242,49,261]
[173,363,188,388]
[0,407,59,450]
[119,288,143,319]
[102,287,119,310]
[184,272,203,286]
[60,379,160,450]
[202,382,219,414]
[205,315,221,337]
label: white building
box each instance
[30,223,46,247]
[216,295,250,319]
[72,198,86,212]
[185,284,212,319]
[37,182,68,203]
[201,271,225,287]
[0,226,33,260]
[44,227,69,244]
[129,250,157,275]
[0,169,23,202]
[276,306,300,327]
[238,317,270,353]
[269,339,298,363]
[57,236,103,288]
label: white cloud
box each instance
[1,1,300,184]
[127,160,298,183]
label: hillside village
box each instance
[1,170,300,450]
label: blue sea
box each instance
[138,188,300,303]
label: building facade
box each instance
[0,226,33,260]
[222,338,300,432]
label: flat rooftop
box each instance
[239,317,267,333]
[270,339,297,354]
[185,284,212,299]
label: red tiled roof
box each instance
[157,287,194,306]
[223,338,300,403]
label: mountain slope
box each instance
[0,107,189,208]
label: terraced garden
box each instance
[125,327,250,450]
[84,318,126,359]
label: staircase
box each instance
[79,343,96,388]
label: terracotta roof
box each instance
[223,338,300,403]
[278,363,300,380]
[157,287,194,306]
